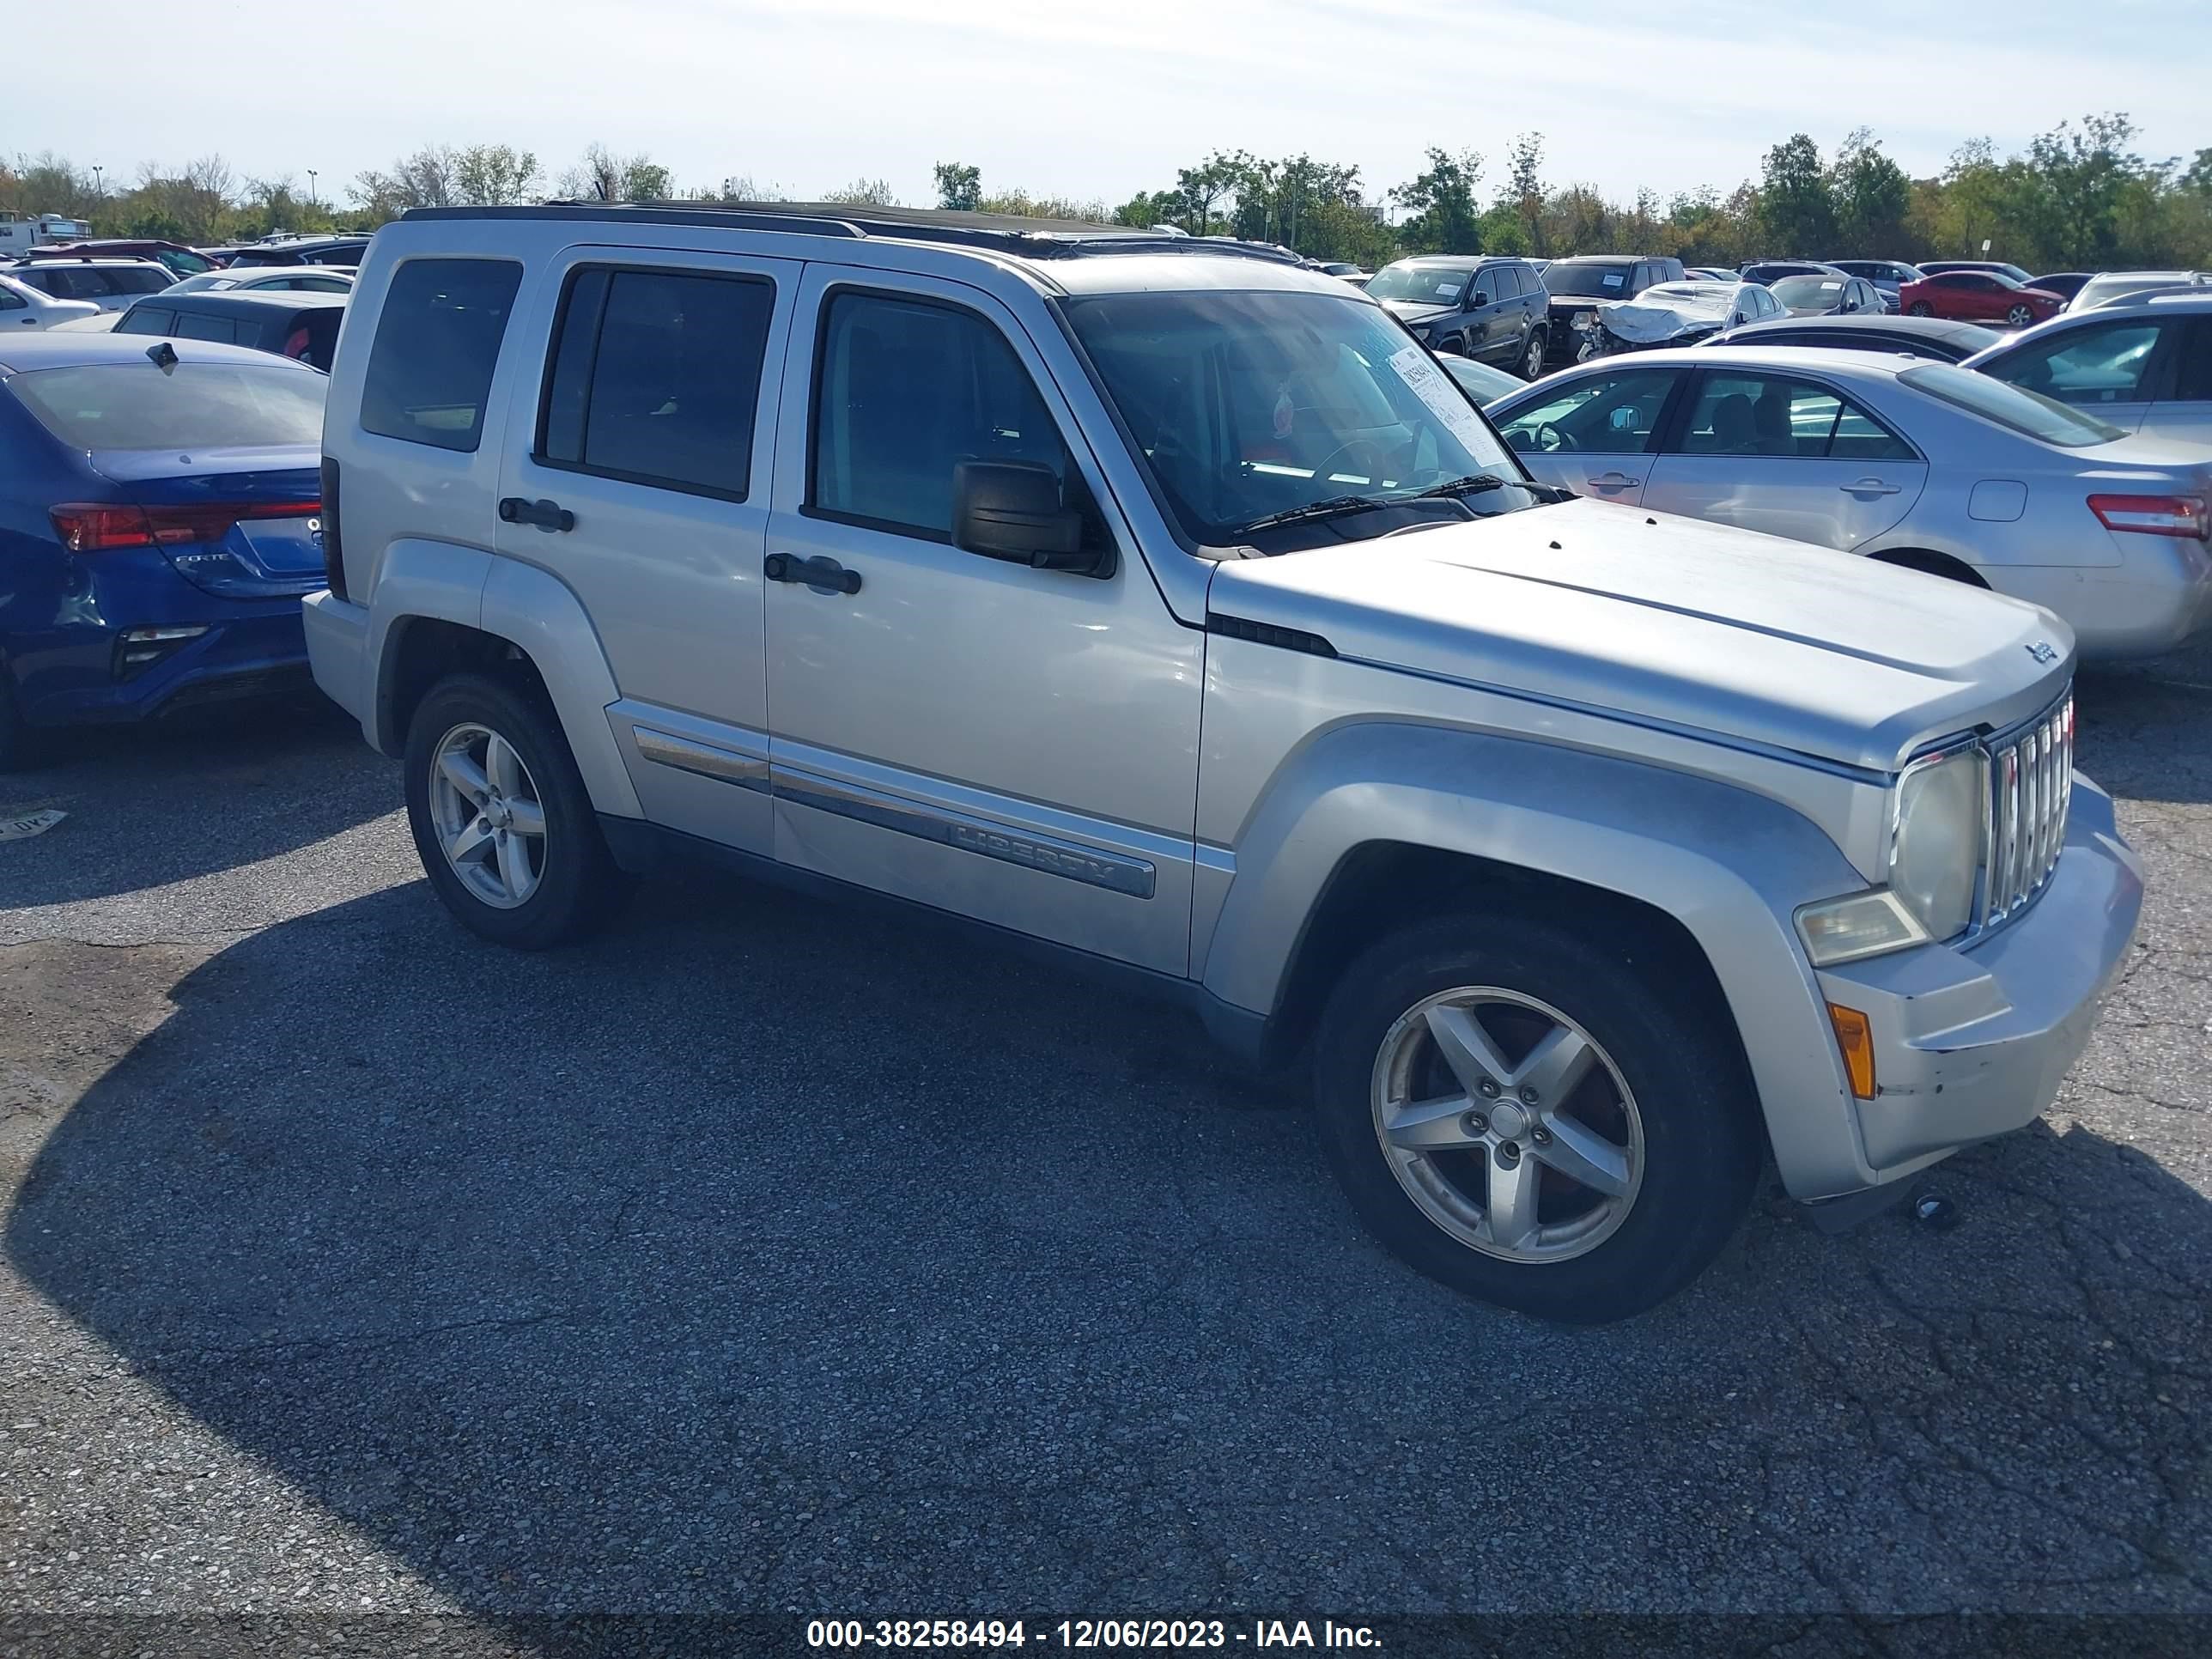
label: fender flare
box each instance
[368,539,641,818]
[1200,721,1883,1199]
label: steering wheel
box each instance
[1533,421,1576,453]
[1309,436,1392,489]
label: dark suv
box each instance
[1364,256,1549,379]
[1538,256,1686,366]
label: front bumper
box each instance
[1812,776,2142,1187]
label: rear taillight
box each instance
[50,500,320,554]
[2088,493,2209,539]
[319,456,347,599]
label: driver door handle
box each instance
[1840,477,1902,496]
[1589,471,1639,492]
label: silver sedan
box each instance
[1482,344,2212,659]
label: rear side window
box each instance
[2171,320,2212,402]
[117,306,178,335]
[8,362,325,449]
[810,289,1074,540]
[173,312,240,344]
[104,267,173,296]
[1986,322,2162,407]
[537,266,775,499]
[359,258,522,453]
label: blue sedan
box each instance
[0,333,326,768]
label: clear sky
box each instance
[13,0,2208,209]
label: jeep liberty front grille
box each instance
[1984,688,2073,928]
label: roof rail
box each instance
[398,201,1305,264]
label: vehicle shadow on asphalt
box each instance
[2077,635,2212,806]
[7,866,2209,1614]
[0,694,390,910]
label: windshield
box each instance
[1543,260,1637,298]
[9,362,326,449]
[1899,363,2123,448]
[1364,263,1470,305]
[1771,276,1846,307]
[1061,289,1533,546]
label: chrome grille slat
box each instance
[1979,688,2071,929]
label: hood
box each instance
[1378,299,1453,325]
[1207,498,2072,773]
[1595,289,1734,343]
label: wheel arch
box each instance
[1198,721,1882,1199]
[1867,546,1989,588]
[367,541,641,818]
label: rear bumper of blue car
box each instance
[10,607,311,727]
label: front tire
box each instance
[2005,302,2034,328]
[404,672,626,949]
[1312,915,1761,1323]
[1907,301,1934,317]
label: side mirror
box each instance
[1471,291,1491,307]
[952,460,1103,574]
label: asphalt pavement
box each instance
[1,638,2207,1644]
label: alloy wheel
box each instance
[2006,303,2033,327]
[1523,332,1546,379]
[428,722,548,909]
[1370,987,1644,1262]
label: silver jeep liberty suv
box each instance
[302,204,2143,1322]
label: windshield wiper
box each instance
[1236,494,1390,535]
[1415,473,1576,505]
[1413,473,1510,500]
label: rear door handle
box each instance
[1589,471,1639,492]
[765,552,862,595]
[498,496,574,532]
[1840,478,1902,496]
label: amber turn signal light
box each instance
[1826,1003,1876,1100]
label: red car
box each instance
[1896,269,2066,328]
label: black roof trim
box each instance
[398,201,1305,265]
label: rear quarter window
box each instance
[358,258,523,453]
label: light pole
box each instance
[91,163,103,199]
[307,169,319,208]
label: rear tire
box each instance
[404,672,626,949]
[1521,329,1547,380]
[1311,914,1761,1323]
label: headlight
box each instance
[1572,309,1596,330]
[1797,742,1984,966]
[1890,743,1982,939]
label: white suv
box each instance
[301,204,2143,1322]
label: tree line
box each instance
[5,115,2205,273]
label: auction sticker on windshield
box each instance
[1389,345,1492,456]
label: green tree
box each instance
[1392,148,1483,255]
[1499,131,1546,254]
[1757,134,1834,253]
[2024,112,2144,266]
[933,161,981,212]
[454,145,541,207]
[1827,128,1910,258]
[824,177,898,207]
